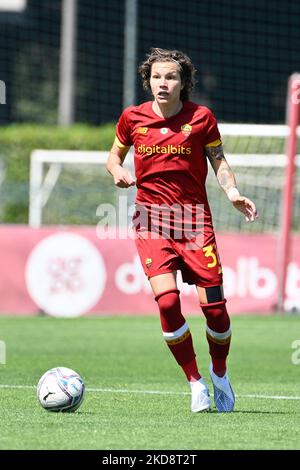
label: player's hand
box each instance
[230,195,259,222]
[111,165,136,188]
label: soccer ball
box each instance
[37,367,85,412]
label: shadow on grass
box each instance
[229,410,300,415]
[199,408,300,415]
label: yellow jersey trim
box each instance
[205,139,222,148]
[115,136,129,149]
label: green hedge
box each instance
[0,124,116,223]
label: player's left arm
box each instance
[205,141,259,222]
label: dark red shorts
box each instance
[134,230,223,287]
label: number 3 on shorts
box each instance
[203,244,222,269]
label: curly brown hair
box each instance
[138,48,197,102]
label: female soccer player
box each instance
[107,48,258,413]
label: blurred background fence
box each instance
[1,0,300,126]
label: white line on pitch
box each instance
[1,384,300,400]
[237,394,300,400]
[87,388,300,400]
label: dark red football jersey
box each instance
[116,100,221,244]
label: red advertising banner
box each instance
[0,225,299,316]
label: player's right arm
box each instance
[106,136,136,188]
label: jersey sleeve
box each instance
[116,107,133,147]
[204,109,222,147]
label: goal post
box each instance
[29,125,299,230]
[29,150,110,228]
[276,73,300,311]
[29,126,300,232]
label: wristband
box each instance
[227,187,240,201]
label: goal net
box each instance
[207,124,300,234]
[29,124,300,235]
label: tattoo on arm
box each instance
[206,145,237,195]
[205,144,225,162]
[217,163,237,194]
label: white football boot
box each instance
[190,378,211,413]
[209,364,235,412]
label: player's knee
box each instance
[199,285,227,319]
[155,289,180,315]
[200,298,230,332]
[201,299,227,318]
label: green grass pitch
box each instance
[0,314,299,450]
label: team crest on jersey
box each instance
[160,127,168,135]
[181,124,192,137]
[137,127,148,134]
[145,258,152,268]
